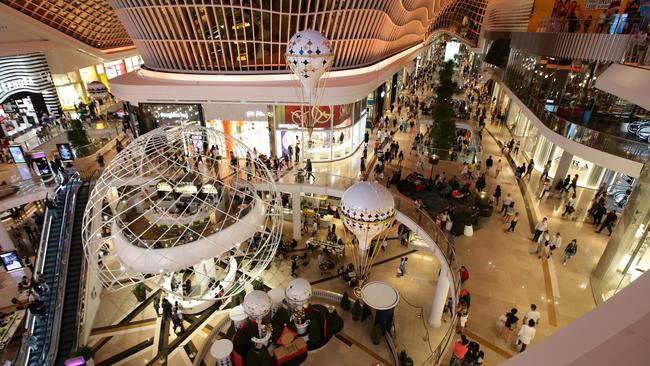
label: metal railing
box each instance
[515,93,650,164]
[535,16,648,35]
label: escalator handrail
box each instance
[45,182,81,365]
[13,190,58,366]
[72,182,90,352]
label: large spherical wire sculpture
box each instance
[82,125,282,303]
[286,29,334,142]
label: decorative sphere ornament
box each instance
[86,81,109,99]
[243,290,272,319]
[285,278,312,309]
[82,125,282,303]
[339,181,396,252]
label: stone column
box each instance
[428,268,450,328]
[552,150,573,188]
[0,224,16,251]
[292,192,301,241]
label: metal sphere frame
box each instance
[82,125,282,302]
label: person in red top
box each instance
[459,266,469,284]
[450,335,469,366]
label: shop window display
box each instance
[274,99,366,162]
[206,119,271,157]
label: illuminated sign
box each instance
[156,111,189,119]
[246,111,266,118]
[0,77,34,93]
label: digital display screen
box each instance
[57,143,74,161]
[0,251,24,272]
[9,145,26,164]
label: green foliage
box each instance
[66,119,91,150]
[308,318,322,345]
[252,279,266,291]
[351,299,361,321]
[131,283,147,302]
[429,59,458,155]
[74,345,95,361]
[370,325,382,345]
[233,328,252,356]
[454,208,474,226]
[246,349,261,366]
[340,291,351,311]
[400,350,414,366]
[258,347,273,366]
[326,309,344,335]
[272,307,290,329]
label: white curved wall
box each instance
[112,198,265,273]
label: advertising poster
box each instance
[8,145,26,164]
[32,151,53,181]
[57,143,74,161]
[0,251,24,271]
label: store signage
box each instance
[0,251,24,272]
[0,77,34,93]
[32,151,54,182]
[8,145,26,164]
[156,111,189,119]
[246,110,266,118]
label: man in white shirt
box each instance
[532,217,548,242]
[517,319,537,352]
[501,193,513,215]
[523,304,541,326]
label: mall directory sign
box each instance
[8,145,26,164]
[57,143,74,161]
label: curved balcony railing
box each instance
[517,93,650,164]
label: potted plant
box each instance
[452,209,474,237]
[340,291,351,311]
[351,299,362,321]
[370,325,382,345]
[252,279,265,291]
[132,283,147,302]
[74,345,95,366]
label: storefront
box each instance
[0,53,61,139]
[52,56,142,115]
[137,103,203,134]
[274,98,367,162]
[202,104,272,157]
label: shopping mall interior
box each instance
[0,0,649,365]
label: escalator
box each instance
[55,182,90,364]
[24,185,71,365]
[18,180,92,365]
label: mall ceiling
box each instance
[1,0,488,72]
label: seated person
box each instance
[451,189,468,199]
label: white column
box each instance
[0,224,15,251]
[292,192,302,241]
[428,268,450,328]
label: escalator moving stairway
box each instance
[55,182,90,365]
[26,187,68,365]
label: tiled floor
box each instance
[0,81,614,365]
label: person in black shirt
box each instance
[500,308,519,342]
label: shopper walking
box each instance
[485,155,493,174]
[506,212,519,232]
[517,320,537,352]
[540,178,552,199]
[536,230,550,259]
[449,335,469,366]
[499,308,519,342]
[540,160,551,181]
[563,239,578,265]
[495,159,503,178]
[547,232,562,258]
[501,193,513,215]
[523,304,541,326]
[569,174,579,194]
[561,193,577,217]
[597,211,617,236]
[532,217,548,242]
[305,159,315,181]
[494,185,501,205]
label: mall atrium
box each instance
[0,0,649,365]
